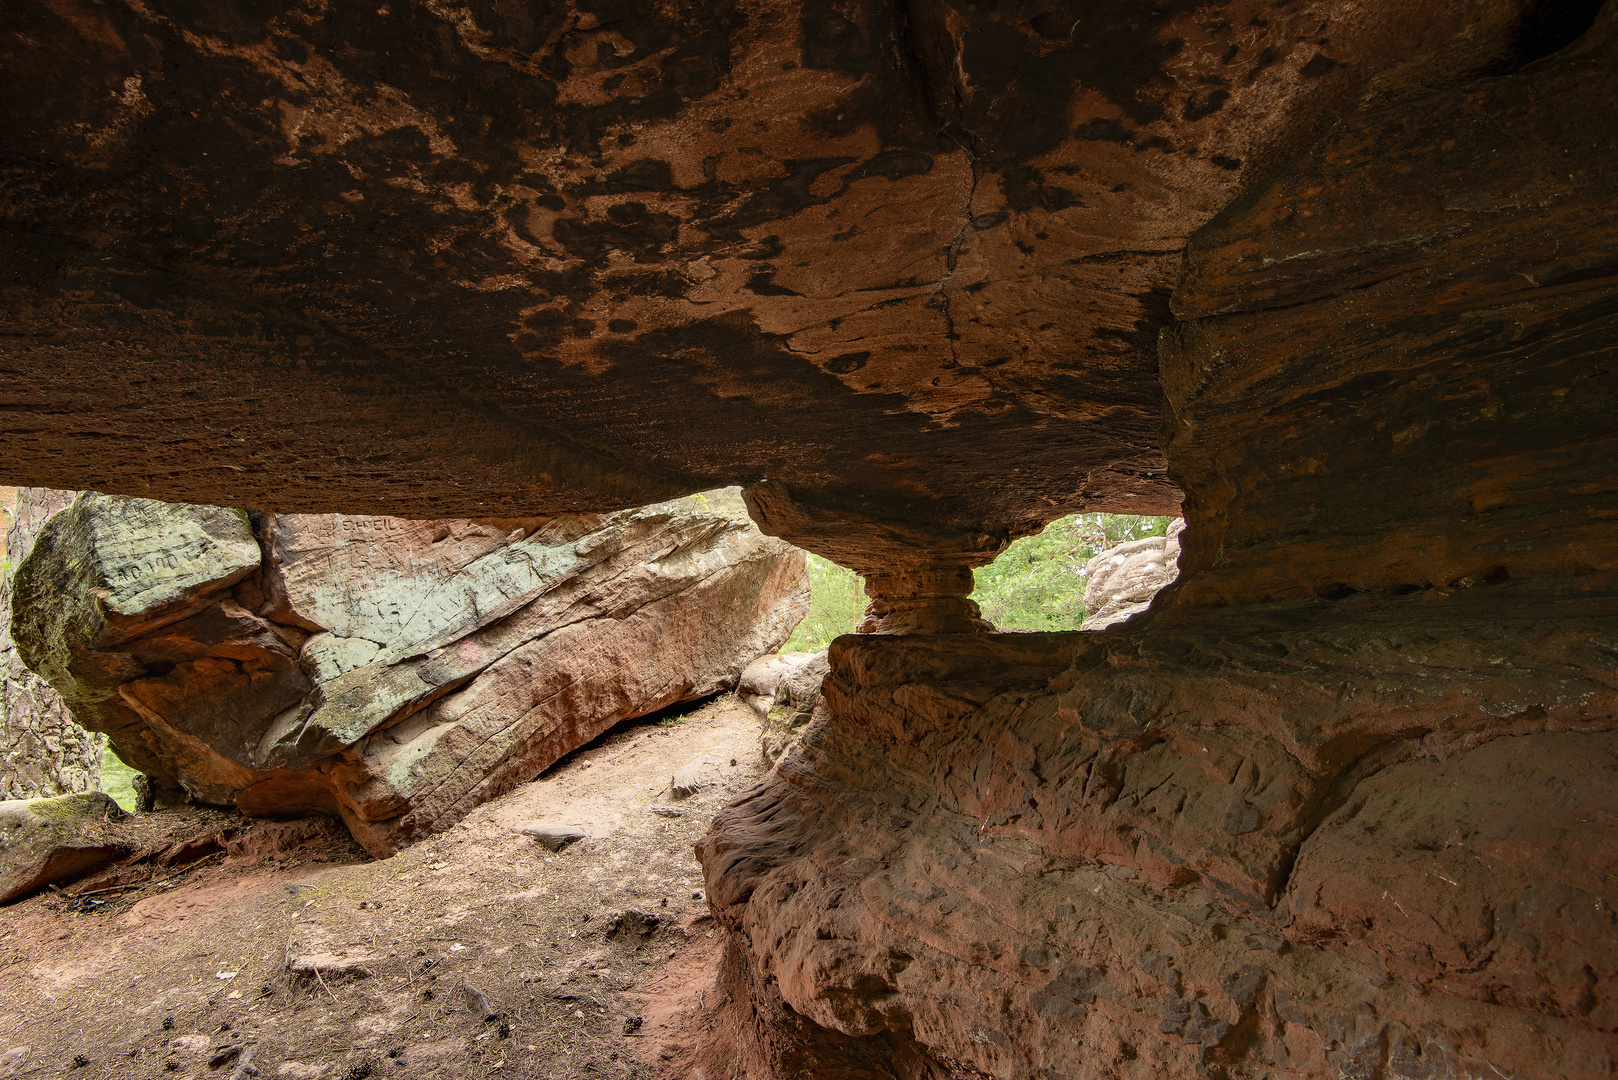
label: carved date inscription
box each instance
[110,540,213,582]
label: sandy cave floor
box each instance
[0,696,769,1079]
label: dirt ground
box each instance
[0,696,768,1079]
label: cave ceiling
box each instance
[0,0,1572,554]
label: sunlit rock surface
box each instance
[1080,518,1184,631]
[0,488,101,800]
[11,489,806,855]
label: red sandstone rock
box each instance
[695,14,1618,1077]
[11,489,807,855]
[0,0,1563,568]
[0,0,1614,1074]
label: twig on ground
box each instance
[311,965,340,1006]
[463,981,499,1021]
[71,872,185,898]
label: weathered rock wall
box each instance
[0,488,99,800]
[697,13,1618,1078]
[12,489,807,855]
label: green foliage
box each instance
[782,554,865,651]
[971,514,1172,631]
[99,744,140,813]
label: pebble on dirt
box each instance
[515,823,587,851]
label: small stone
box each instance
[516,824,586,852]
[671,762,718,798]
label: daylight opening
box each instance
[782,513,1182,648]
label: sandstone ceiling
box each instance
[0,0,1594,559]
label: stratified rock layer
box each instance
[0,488,101,800]
[0,0,1614,1074]
[12,489,807,855]
[3,0,1588,568]
[696,14,1618,1078]
[701,618,1618,1078]
[1080,519,1184,631]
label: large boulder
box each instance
[0,488,102,800]
[0,791,125,903]
[1080,518,1185,631]
[11,489,807,855]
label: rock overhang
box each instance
[2,0,1587,558]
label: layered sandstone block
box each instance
[702,620,1618,1078]
[12,489,806,855]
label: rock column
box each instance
[743,480,1002,635]
[855,565,991,635]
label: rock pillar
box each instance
[743,480,1002,635]
[855,565,991,635]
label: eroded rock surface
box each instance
[12,489,807,855]
[0,488,102,800]
[755,652,830,763]
[1080,518,1184,631]
[696,14,1618,1078]
[738,651,817,720]
[5,0,1587,573]
[0,0,1615,1075]
[0,791,125,903]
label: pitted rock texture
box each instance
[11,488,807,855]
[0,0,1615,1075]
[0,488,102,800]
[4,0,1589,567]
[699,609,1618,1079]
[695,13,1618,1079]
[1080,518,1184,631]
